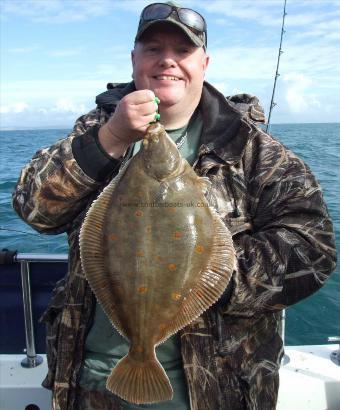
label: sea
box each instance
[0,123,339,346]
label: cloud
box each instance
[48,49,82,58]
[202,0,340,33]
[8,45,39,54]
[0,102,29,113]
[0,98,91,129]
[0,0,148,23]
[1,0,106,23]
[51,98,86,114]
[201,0,284,27]
[283,73,321,114]
[207,45,277,81]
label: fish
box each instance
[79,122,235,404]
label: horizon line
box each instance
[1,121,340,132]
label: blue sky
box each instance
[1,0,340,129]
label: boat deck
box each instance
[278,344,340,409]
[1,344,339,409]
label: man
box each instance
[12,2,336,410]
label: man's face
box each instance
[131,24,209,110]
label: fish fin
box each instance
[79,160,131,339]
[157,208,235,344]
[106,353,173,404]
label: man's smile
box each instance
[153,75,181,81]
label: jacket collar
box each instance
[95,82,136,112]
[199,81,253,164]
[96,81,254,164]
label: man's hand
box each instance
[98,90,158,158]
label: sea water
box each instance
[0,123,339,345]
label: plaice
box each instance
[79,122,235,404]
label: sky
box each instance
[1,0,340,129]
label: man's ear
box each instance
[131,49,135,67]
[203,53,210,74]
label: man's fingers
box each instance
[136,113,159,131]
[108,89,160,142]
[125,89,155,105]
[135,101,159,117]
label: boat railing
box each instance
[2,252,68,368]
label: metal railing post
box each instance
[328,336,340,366]
[20,260,43,368]
[280,309,290,365]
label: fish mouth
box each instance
[142,123,164,149]
[142,136,159,149]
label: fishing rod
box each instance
[266,0,287,133]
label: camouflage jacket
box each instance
[12,81,336,410]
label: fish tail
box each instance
[106,354,173,404]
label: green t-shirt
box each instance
[79,110,203,409]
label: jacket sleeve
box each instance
[221,130,337,316]
[12,108,121,234]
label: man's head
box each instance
[132,2,209,117]
[135,1,207,49]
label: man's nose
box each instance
[158,51,177,67]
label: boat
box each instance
[0,251,339,409]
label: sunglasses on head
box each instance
[140,3,207,44]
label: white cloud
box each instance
[8,45,39,54]
[283,73,321,114]
[207,45,277,81]
[52,98,86,114]
[1,0,105,23]
[0,102,29,113]
[201,0,283,27]
[202,0,340,33]
[0,98,91,129]
[48,49,83,58]
[1,79,105,101]
[0,0,148,23]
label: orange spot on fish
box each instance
[136,250,144,257]
[155,256,162,262]
[195,245,205,254]
[95,223,102,229]
[168,207,176,213]
[138,286,148,294]
[135,210,143,217]
[135,345,144,353]
[171,292,181,301]
[109,234,118,241]
[173,231,183,239]
[146,226,152,234]
[168,263,177,271]
[159,323,167,331]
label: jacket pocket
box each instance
[40,277,66,389]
